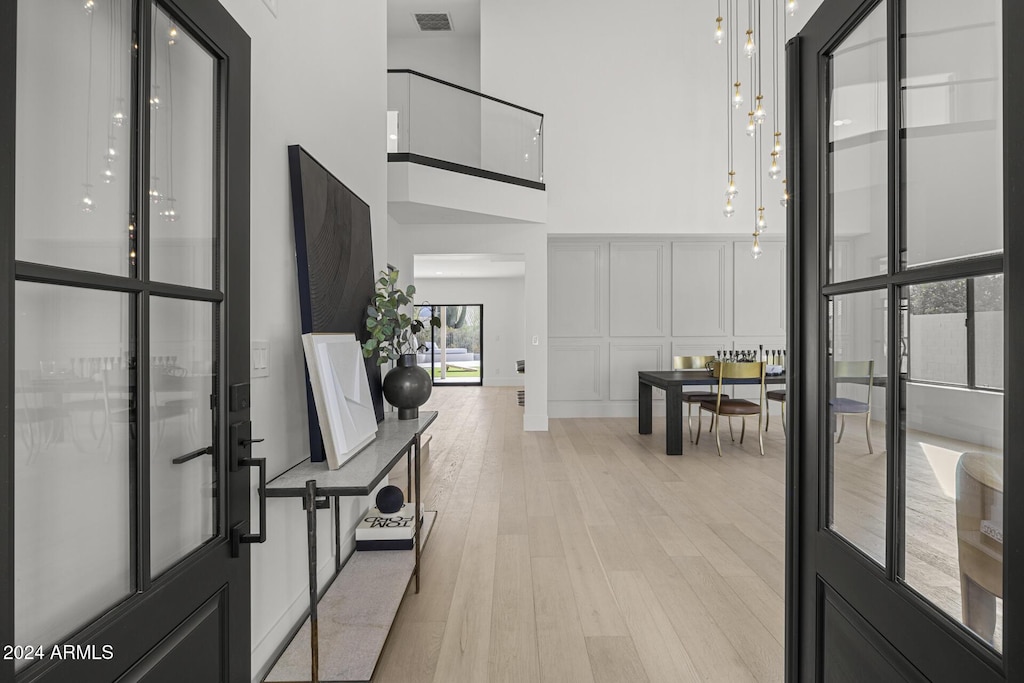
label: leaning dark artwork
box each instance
[288,145,384,462]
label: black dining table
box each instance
[638,369,786,455]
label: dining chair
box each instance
[696,361,765,457]
[831,359,874,454]
[675,355,729,443]
[765,389,786,434]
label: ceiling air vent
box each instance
[413,13,453,32]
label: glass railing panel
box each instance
[387,71,544,186]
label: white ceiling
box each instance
[387,0,480,40]
[415,253,525,279]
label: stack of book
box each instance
[355,504,424,551]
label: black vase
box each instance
[382,353,431,420]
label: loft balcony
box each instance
[387,69,547,225]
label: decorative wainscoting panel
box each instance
[609,343,665,401]
[610,243,666,337]
[549,236,786,418]
[671,241,731,337]
[733,240,785,337]
[549,342,605,401]
[549,242,604,337]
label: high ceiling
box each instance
[387,0,480,40]
[414,253,525,279]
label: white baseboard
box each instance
[251,549,347,683]
[523,412,548,431]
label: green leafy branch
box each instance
[362,269,441,366]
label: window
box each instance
[905,274,1004,390]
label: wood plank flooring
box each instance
[374,387,788,682]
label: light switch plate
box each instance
[251,340,269,378]
[261,0,278,17]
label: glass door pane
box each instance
[14,282,132,667]
[829,2,889,283]
[15,0,133,275]
[149,296,217,577]
[427,305,483,385]
[903,0,1002,267]
[149,5,216,288]
[902,276,1004,649]
[828,289,889,566]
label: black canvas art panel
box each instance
[288,145,384,463]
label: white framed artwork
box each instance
[301,333,378,469]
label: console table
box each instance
[263,411,436,683]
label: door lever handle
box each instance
[230,422,267,557]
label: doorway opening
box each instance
[418,304,484,386]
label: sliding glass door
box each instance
[418,304,484,386]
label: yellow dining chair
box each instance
[675,355,730,443]
[696,361,766,457]
[831,360,874,454]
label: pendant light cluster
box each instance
[717,0,795,259]
[79,1,180,230]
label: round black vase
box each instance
[382,353,432,420]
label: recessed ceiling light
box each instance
[389,134,397,140]
[435,271,443,275]
[833,120,844,126]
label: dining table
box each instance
[638,368,786,455]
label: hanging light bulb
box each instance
[149,177,163,205]
[714,16,724,44]
[787,0,798,16]
[751,232,763,259]
[726,171,739,198]
[83,0,95,13]
[753,95,767,124]
[723,197,735,218]
[80,185,95,213]
[105,145,118,163]
[780,180,790,208]
[756,206,768,232]
[768,153,782,180]
[773,131,783,155]
[102,164,115,184]
[745,112,756,137]
[168,25,179,46]
[160,197,178,222]
[732,82,744,108]
[150,85,161,110]
[744,29,757,58]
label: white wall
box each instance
[477,0,823,237]
[388,221,548,430]
[215,2,387,680]
[548,235,786,418]
[415,277,526,386]
[388,34,480,90]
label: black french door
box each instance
[788,0,1022,680]
[1,1,251,680]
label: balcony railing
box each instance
[387,70,545,190]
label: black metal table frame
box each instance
[267,424,428,683]
[638,369,786,455]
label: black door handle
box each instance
[230,421,267,557]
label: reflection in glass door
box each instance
[791,0,1016,679]
[418,305,483,386]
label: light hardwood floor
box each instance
[375,387,787,683]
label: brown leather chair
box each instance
[696,361,765,457]
[674,355,729,443]
[765,389,786,433]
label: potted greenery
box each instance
[362,269,440,419]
